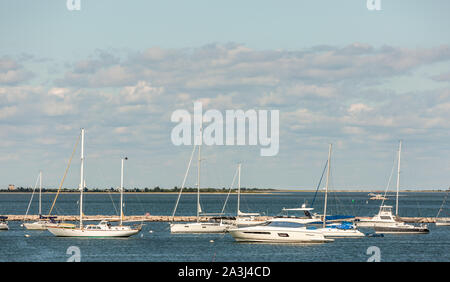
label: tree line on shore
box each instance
[1,186,273,193]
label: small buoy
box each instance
[149,230,153,233]
[25,234,30,238]
[210,240,214,243]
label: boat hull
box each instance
[228,227,333,243]
[320,228,365,238]
[435,222,450,226]
[0,223,8,230]
[170,222,231,233]
[374,225,429,234]
[435,219,450,226]
[355,221,397,228]
[23,221,62,230]
[47,226,140,237]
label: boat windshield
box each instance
[265,221,306,228]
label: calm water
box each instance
[0,191,449,262]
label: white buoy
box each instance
[25,234,30,238]
[209,240,214,243]
[149,230,153,233]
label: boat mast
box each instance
[79,128,85,229]
[120,157,127,226]
[323,143,332,228]
[395,140,402,216]
[237,163,241,216]
[197,144,201,222]
[39,170,42,216]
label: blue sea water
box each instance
[0,191,449,262]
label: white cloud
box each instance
[347,103,373,115]
[0,106,18,119]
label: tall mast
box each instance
[79,128,85,229]
[237,163,241,216]
[120,157,127,225]
[196,144,201,222]
[323,143,332,228]
[39,170,42,215]
[396,140,402,216]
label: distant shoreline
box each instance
[0,189,447,194]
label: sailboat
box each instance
[170,144,232,233]
[372,141,429,234]
[22,171,61,230]
[233,163,265,227]
[279,157,355,225]
[311,144,365,238]
[47,129,141,237]
[434,188,450,226]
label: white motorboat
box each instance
[355,205,398,227]
[357,141,429,234]
[170,142,233,233]
[369,193,388,200]
[0,216,8,230]
[374,221,429,234]
[48,129,141,238]
[228,219,333,243]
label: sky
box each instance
[0,0,449,191]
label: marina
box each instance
[0,191,449,262]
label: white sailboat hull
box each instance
[229,226,333,243]
[170,222,231,233]
[23,222,50,230]
[319,228,365,238]
[23,221,61,230]
[0,222,8,230]
[47,226,140,237]
[435,218,450,226]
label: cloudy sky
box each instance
[1,1,449,190]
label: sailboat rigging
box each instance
[170,143,232,233]
[47,128,141,237]
[370,141,429,234]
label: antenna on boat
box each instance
[395,140,402,216]
[120,156,128,226]
[323,143,332,229]
[79,128,85,229]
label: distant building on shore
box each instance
[8,184,15,191]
